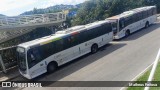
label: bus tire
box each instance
[145,21,149,28]
[91,44,98,54]
[47,62,57,73]
[125,30,130,37]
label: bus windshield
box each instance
[17,47,26,72]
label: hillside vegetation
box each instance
[0,14,5,16]
[21,4,81,15]
[71,0,160,26]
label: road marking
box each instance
[144,49,160,90]
[120,62,154,90]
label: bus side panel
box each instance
[27,23,113,79]
[99,32,113,47]
[50,32,113,67]
[28,60,47,79]
[149,15,157,24]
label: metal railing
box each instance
[0,46,17,73]
[0,28,34,44]
[0,12,66,28]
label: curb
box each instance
[0,74,20,83]
[0,74,20,82]
[0,66,20,82]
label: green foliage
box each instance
[21,4,80,15]
[72,0,109,26]
[0,14,5,16]
[144,0,160,12]
[107,0,145,16]
[127,62,160,90]
[71,0,159,26]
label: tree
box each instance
[71,0,159,26]
[72,0,109,26]
[144,0,160,12]
[33,8,38,14]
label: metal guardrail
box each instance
[0,12,66,46]
[0,28,34,44]
[0,12,66,29]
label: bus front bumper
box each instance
[19,70,32,79]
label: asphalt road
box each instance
[4,21,160,90]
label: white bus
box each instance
[17,20,113,79]
[107,6,157,39]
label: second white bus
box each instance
[107,6,157,39]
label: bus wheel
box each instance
[47,62,57,73]
[125,30,130,37]
[145,22,149,28]
[91,44,98,54]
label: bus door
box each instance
[27,47,46,78]
[119,18,125,34]
[108,19,118,35]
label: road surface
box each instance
[4,22,160,90]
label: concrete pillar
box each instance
[50,26,57,34]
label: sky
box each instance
[0,0,86,16]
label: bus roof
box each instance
[18,34,63,48]
[107,6,156,20]
[18,20,110,49]
[85,20,109,29]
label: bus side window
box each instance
[107,23,113,33]
[55,39,64,53]
[63,36,71,50]
[100,24,109,34]
[88,27,99,39]
[27,47,42,68]
[119,19,125,30]
[148,9,152,16]
[79,30,87,44]
[152,7,157,15]
[40,42,55,59]
[143,11,148,18]
[70,34,80,47]
[111,22,117,32]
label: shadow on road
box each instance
[31,43,126,85]
[118,23,160,41]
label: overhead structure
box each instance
[0,12,66,31]
[0,12,66,44]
